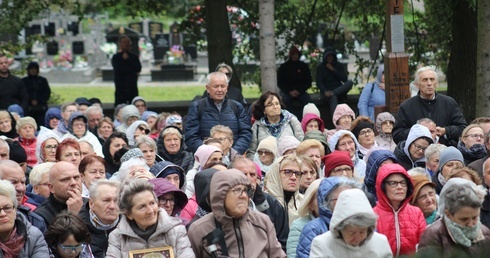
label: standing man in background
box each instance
[111,35,142,107]
[0,53,29,111]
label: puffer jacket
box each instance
[187,169,285,257]
[315,47,348,94]
[248,110,304,158]
[300,113,325,133]
[373,163,426,257]
[15,136,37,167]
[0,212,50,258]
[286,215,315,258]
[393,124,433,170]
[61,111,104,157]
[364,149,398,201]
[106,208,194,258]
[309,189,392,258]
[326,104,355,140]
[156,126,194,172]
[264,156,303,225]
[184,97,252,154]
[295,177,341,258]
[328,130,366,180]
[374,112,396,151]
[357,64,386,121]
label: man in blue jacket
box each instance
[185,72,252,154]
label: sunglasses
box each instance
[138,126,150,134]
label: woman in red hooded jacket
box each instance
[373,163,426,256]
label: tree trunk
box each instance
[446,0,477,122]
[258,0,277,93]
[204,0,242,90]
[476,0,490,117]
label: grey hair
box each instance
[210,125,233,141]
[118,158,149,180]
[407,167,430,179]
[60,102,79,113]
[85,105,104,116]
[79,140,94,151]
[89,179,120,200]
[414,66,438,85]
[0,180,17,208]
[207,71,228,82]
[335,213,377,242]
[325,179,362,211]
[29,162,55,186]
[0,138,9,152]
[443,183,486,215]
[215,63,233,74]
[118,179,156,214]
[135,135,157,151]
[424,143,447,160]
[417,118,436,125]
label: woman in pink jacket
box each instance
[373,163,426,257]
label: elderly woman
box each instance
[0,180,49,257]
[157,126,194,172]
[35,127,59,163]
[425,143,447,177]
[328,130,367,180]
[264,155,304,225]
[374,112,396,151]
[287,179,321,258]
[148,112,168,140]
[79,180,120,258]
[45,212,93,258]
[27,162,55,205]
[418,178,490,256]
[56,138,82,167]
[106,179,194,257]
[79,155,106,198]
[457,124,487,165]
[15,116,38,167]
[115,104,140,133]
[248,91,304,157]
[149,178,189,225]
[394,124,434,170]
[102,132,128,176]
[61,112,103,157]
[350,116,377,160]
[44,107,62,130]
[125,120,149,146]
[253,136,278,175]
[210,124,239,165]
[358,64,386,121]
[97,117,115,144]
[188,169,284,257]
[301,113,325,134]
[326,104,355,140]
[149,161,185,190]
[298,156,319,194]
[135,135,159,168]
[185,144,223,198]
[322,151,355,179]
[374,163,426,256]
[0,110,18,138]
[411,174,439,225]
[296,139,325,172]
[310,189,392,257]
[296,177,361,258]
[432,146,465,194]
[117,158,155,183]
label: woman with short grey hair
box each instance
[418,178,490,256]
[135,135,161,168]
[106,179,194,258]
[0,180,50,257]
[424,143,447,176]
[310,188,392,257]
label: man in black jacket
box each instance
[0,54,29,111]
[22,61,51,129]
[232,157,289,251]
[392,66,467,146]
[111,36,142,106]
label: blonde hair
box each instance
[0,111,10,120]
[162,127,182,139]
[298,179,321,217]
[296,139,325,157]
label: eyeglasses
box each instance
[216,137,229,142]
[158,198,175,206]
[58,243,85,254]
[45,145,58,150]
[38,182,50,187]
[72,122,85,128]
[331,167,353,175]
[302,170,317,176]
[229,186,252,197]
[258,150,273,156]
[0,205,14,214]
[412,143,428,152]
[281,169,303,178]
[359,128,374,136]
[137,126,150,134]
[384,180,407,188]
[465,134,484,139]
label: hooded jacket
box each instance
[301,113,325,133]
[149,161,186,189]
[106,208,194,258]
[180,168,219,222]
[375,112,397,151]
[156,126,194,172]
[125,120,148,146]
[364,149,398,201]
[115,105,140,133]
[328,130,367,179]
[150,178,188,217]
[22,62,51,106]
[326,104,356,140]
[315,47,348,94]
[295,177,341,258]
[61,111,104,157]
[187,169,285,258]
[35,126,59,163]
[373,163,426,257]
[44,107,62,129]
[309,189,392,258]
[394,124,433,170]
[358,65,386,121]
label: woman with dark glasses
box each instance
[125,120,150,146]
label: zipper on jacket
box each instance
[394,210,401,257]
[233,219,245,258]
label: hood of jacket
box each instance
[403,124,434,163]
[67,111,88,137]
[323,47,338,63]
[365,149,398,199]
[195,168,220,212]
[126,120,148,146]
[149,178,188,216]
[44,107,62,129]
[149,161,185,189]
[264,156,301,207]
[36,126,60,162]
[375,163,414,211]
[301,113,325,133]
[375,64,384,84]
[332,104,355,129]
[121,105,140,123]
[210,169,251,222]
[316,177,342,219]
[330,188,375,240]
[328,130,361,164]
[375,112,395,135]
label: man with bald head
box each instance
[0,160,46,232]
[232,157,289,251]
[34,161,85,226]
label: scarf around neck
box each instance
[56,119,69,134]
[444,215,483,247]
[0,226,25,258]
[89,209,119,231]
[457,141,486,163]
[261,110,292,138]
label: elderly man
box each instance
[34,161,85,226]
[184,71,252,154]
[0,160,47,232]
[85,105,104,134]
[232,157,289,251]
[79,180,121,258]
[468,130,490,177]
[393,66,467,146]
[0,53,29,111]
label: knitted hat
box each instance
[142,111,158,122]
[277,135,300,156]
[16,116,37,132]
[302,103,321,118]
[257,136,278,158]
[166,115,182,126]
[321,150,353,177]
[410,174,436,205]
[351,121,375,139]
[120,148,144,164]
[8,141,27,163]
[194,145,222,165]
[437,146,464,172]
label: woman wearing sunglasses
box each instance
[125,120,150,146]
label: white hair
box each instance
[118,158,149,180]
[29,162,56,186]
